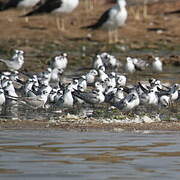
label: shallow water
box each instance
[0,130,180,180]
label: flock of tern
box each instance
[0,49,179,118]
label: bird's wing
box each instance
[138,82,149,94]
[112,97,125,110]
[156,87,170,96]
[0,59,7,63]
[164,10,180,15]
[122,86,132,94]
[0,0,21,11]
[73,90,98,104]
[21,97,44,109]
[126,94,134,103]
[22,0,62,16]
[105,91,114,103]
[134,60,147,71]
[83,8,111,29]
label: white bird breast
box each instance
[103,5,127,30]
[53,0,79,14]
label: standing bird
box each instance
[0,50,24,71]
[0,88,6,107]
[152,57,163,72]
[125,57,135,74]
[83,0,127,43]
[21,0,79,31]
[0,0,40,22]
[50,53,68,70]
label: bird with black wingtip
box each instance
[0,0,40,11]
[21,0,79,31]
[83,0,127,44]
[0,0,40,22]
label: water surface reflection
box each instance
[0,130,180,179]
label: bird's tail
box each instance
[0,59,6,63]
[81,24,98,30]
[164,10,180,15]
[20,9,41,17]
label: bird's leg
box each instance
[135,7,141,20]
[56,17,60,31]
[130,6,140,20]
[114,29,119,43]
[108,30,113,44]
[23,9,29,23]
[143,0,148,19]
[56,17,65,31]
[85,0,92,11]
[85,0,89,12]
[25,16,29,23]
[89,0,94,10]
[60,18,65,31]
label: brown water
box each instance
[0,130,180,180]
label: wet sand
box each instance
[0,117,180,131]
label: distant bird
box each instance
[49,68,63,86]
[152,57,163,72]
[50,53,68,70]
[73,89,105,105]
[56,87,74,107]
[0,50,24,71]
[116,74,126,86]
[98,66,108,82]
[0,88,6,107]
[21,0,79,30]
[85,69,98,84]
[113,93,139,111]
[100,52,122,70]
[132,57,149,71]
[93,55,104,70]
[125,57,135,74]
[83,0,127,43]
[114,87,124,102]
[158,84,179,102]
[78,75,87,91]
[139,82,159,106]
[14,89,50,109]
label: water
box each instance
[0,130,180,180]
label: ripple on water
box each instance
[0,130,180,179]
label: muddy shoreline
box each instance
[0,120,180,131]
[0,117,180,131]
